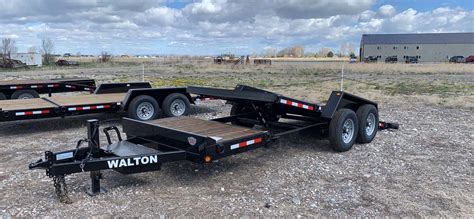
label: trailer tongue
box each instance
[29,85,398,203]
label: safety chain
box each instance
[53,175,72,204]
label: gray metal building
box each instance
[359,33,474,62]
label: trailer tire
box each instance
[0,92,6,100]
[329,109,358,152]
[128,95,161,121]
[162,93,190,117]
[356,104,379,143]
[230,103,256,128]
[11,90,40,99]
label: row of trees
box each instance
[262,42,356,58]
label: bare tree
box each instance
[347,43,355,56]
[339,42,347,57]
[292,45,305,58]
[318,47,330,57]
[42,37,55,64]
[100,51,112,63]
[264,47,277,58]
[1,38,16,63]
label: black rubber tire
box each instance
[11,90,40,99]
[0,92,6,100]
[356,104,379,143]
[162,93,190,117]
[127,95,160,121]
[230,103,256,128]
[329,108,359,152]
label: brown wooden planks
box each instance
[0,98,56,111]
[0,78,91,86]
[147,117,263,142]
[46,93,126,106]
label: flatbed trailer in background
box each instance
[0,78,96,100]
[29,85,398,203]
[0,82,195,123]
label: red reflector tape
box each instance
[30,85,43,88]
[68,104,111,111]
[65,85,76,89]
[15,109,50,116]
[47,84,60,88]
[279,99,315,111]
[230,137,263,150]
[9,86,24,89]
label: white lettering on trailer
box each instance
[107,155,159,169]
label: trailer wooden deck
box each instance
[0,78,92,86]
[146,117,263,142]
[0,98,56,111]
[47,93,126,107]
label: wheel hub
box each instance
[170,99,186,116]
[365,113,376,136]
[136,102,154,120]
[342,119,354,144]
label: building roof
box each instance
[361,32,474,45]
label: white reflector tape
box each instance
[15,110,50,116]
[230,137,263,150]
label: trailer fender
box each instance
[321,91,377,119]
[94,82,152,94]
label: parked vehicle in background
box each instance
[405,56,418,63]
[56,59,79,66]
[385,56,398,63]
[365,56,378,63]
[465,55,474,63]
[449,56,465,63]
[0,59,27,68]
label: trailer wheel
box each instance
[11,90,40,99]
[356,104,379,143]
[162,93,190,117]
[128,95,161,121]
[329,109,358,152]
[230,103,256,128]
[0,92,6,100]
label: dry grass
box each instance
[1,59,472,108]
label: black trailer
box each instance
[0,82,196,123]
[0,78,96,100]
[29,85,398,203]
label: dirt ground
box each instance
[0,62,473,217]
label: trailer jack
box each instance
[29,119,108,203]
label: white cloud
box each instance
[0,1,472,55]
[378,5,396,17]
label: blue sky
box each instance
[0,0,472,56]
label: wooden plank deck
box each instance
[0,98,56,111]
[147,117,263,142]
[0,78,91,86]
[46,93,126,107]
